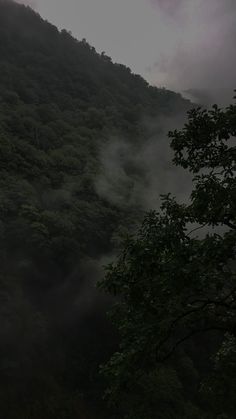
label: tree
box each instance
[99,98,236,418]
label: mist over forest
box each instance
[0,1,235,418]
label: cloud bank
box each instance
[148,0,236,105]
[150,0,186,17]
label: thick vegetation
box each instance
[0,1,191,418]
[100,102,236,418]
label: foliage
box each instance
[0,1,192,417]
[100,101,236,418]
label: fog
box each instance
[148,0,236,105]
[95,113,192,211]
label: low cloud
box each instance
[95,113,192,212]
[150,0,186,17]
[148,0,236,105]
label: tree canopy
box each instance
[100,100,236,419]
[0,1,192,418]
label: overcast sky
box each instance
[19,0,236,104]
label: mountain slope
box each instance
[0,0,190,272]
[0,1,191,418]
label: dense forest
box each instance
[0,1,191,418]
[0,1,235,418]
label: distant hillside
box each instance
[0,0,190,266]
[0,1,191,418]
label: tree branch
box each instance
[157,326,227,363]
[224,221,236,230]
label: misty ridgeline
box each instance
[0,1,236,419]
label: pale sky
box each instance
[28,0,180,79]
[19,0,236,104]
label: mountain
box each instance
[0,1,191,418]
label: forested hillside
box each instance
[0,1,192,418]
